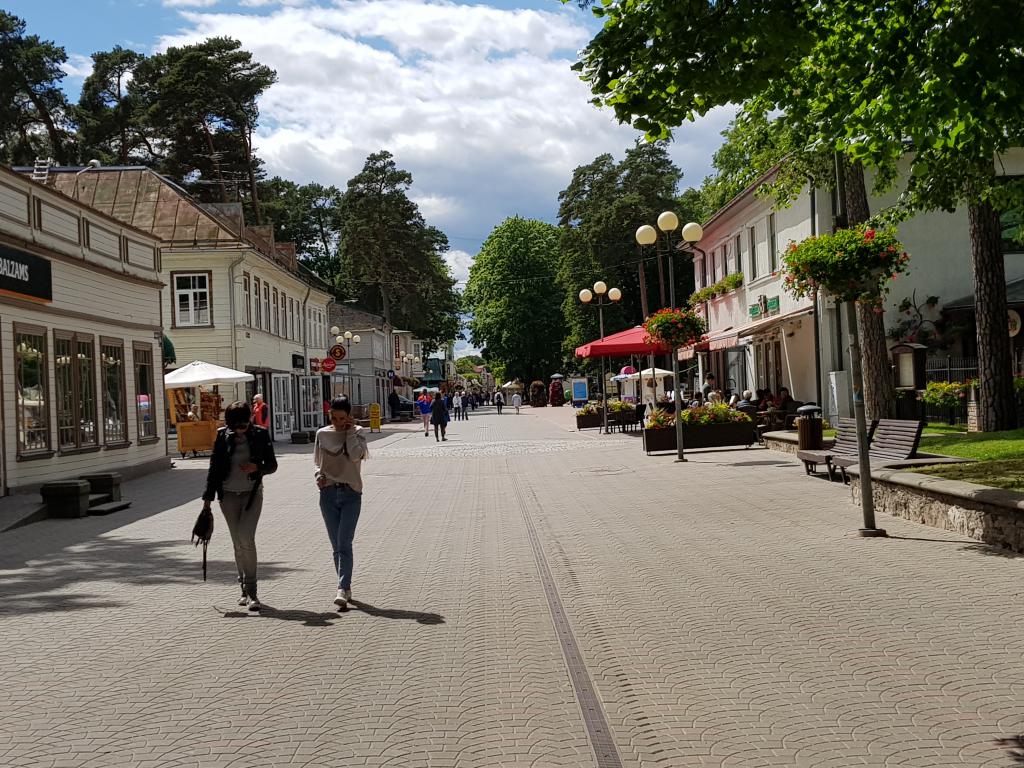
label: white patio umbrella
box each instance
[164,360,255,389]
[624,367,674,380]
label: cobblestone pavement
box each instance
[1,406,1023,767]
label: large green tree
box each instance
[338,151,460,353]
[130,37,276,220]
[75,46,151,165]
[557,142,695,362]
[0,11,73,164]
[464,218,565,383]
[258,177,344,283]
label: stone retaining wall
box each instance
[851,470,1024,553]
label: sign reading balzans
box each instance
[0,244,52,303]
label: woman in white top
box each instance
[512,392,523,414]
[314,396,368,610]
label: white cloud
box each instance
[156,0,732,254]
[163,0,220,7]
[63,53,94,79]
[443,248,474,286]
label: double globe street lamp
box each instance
[635,213,704,462]
[579,281,622,435]
[329,326,361,399]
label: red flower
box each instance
[864,229,876,240]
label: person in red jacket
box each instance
[251,393,270,429]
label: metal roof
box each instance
[944,277,1024,310]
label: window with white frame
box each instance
[243,273,251,327]
[263,282,271,332]
[768,213,778,272]
[733,234,741,275]
[253,277,262,328]
[748,225,758,280]
[272,287,280,336]
[288,298,295,340]
[280,291,288,338]
[173,272,211,327]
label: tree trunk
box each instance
[844,158,896,420]
[20,75,65,163]
[243,124,262,224]
[968,195,1017,431]
[199,116,228,204]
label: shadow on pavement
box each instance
[997,736,1024,764]
[221,605,340,627]
[0,536,295,616]
[349,599,445,625]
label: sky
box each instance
[6,0,736,354]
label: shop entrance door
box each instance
[298,375,322,431]
[271,373,294,440]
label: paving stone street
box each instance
[1,406,1023,768]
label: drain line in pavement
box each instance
[512,475,626,768]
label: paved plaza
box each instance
[1,406,1023,767]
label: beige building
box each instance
[42,167,335,441]
[0,166,168,494]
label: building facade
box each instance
[42,167,334,441]
[687,151,1024,421]
[0,166,168,494]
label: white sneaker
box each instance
[334,588,348,609]
[237,593,249,607]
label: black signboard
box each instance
[0,244,52,303]
[291,353,305,370]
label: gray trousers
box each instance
[219,488,263,596]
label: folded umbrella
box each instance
[191,508,214,581]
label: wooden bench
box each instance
[797,417,877,481]
[833,418,926,484]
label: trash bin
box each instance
[796,404,823,450]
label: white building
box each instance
[43,167,334,441]
[686,152,1024,421]
[0,166,168,494]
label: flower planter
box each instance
[575,412,603,430]
[643,422,758,454]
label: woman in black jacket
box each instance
[430,393,450,442]
[201,401,278,610]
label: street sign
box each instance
[321,357,337,373]
[310,357,320,373]
[387,369,395,380]
[329,344,347,361]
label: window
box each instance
[253,277,262,328]
[272,288,280,336]
[243,272,251,327]
[733,235,742,275]
[748,225,758,280]
[288,298,295,340]
[280,290,287,338]
[101,339,128,445]
[54,331,97,450]
[768,213,778,272]
[718,245,726,282]
[134,343,157,440]
[173,272,211,327]
[263,282,271,332]
[14,325,50,455]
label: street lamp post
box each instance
[638,213,704,463]
[579,281,622,435]
[330,326,361,400]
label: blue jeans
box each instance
[319,485,362,590]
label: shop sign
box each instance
[328,343,347,361]
[394,336,401,361]
[387,369,395,379]
[291,353,305,369]
[309,357,320,373]
[749,303,762,319]
[321,357,337,373]
[0,243,52,303]
[766,295,781,314]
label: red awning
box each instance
[575,326,671,358]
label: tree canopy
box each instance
[464,217,565,384]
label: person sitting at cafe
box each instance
[734,390,756,410]
[707,391,724,405]
[757,389,774,410]
[775,387,795,412]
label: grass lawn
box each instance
[919,427,1024,461]
[913,460,1024,492]
[920,423,968,436]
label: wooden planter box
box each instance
[576,412,604,430]
[643,422,758,454]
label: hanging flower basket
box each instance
[643,308,706,350]
[783,225,910,303]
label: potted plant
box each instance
[642,404,757,454]
[642,408,677,453]
[607,398,635,428]
[643,307,706,350]
[575,402,603,430]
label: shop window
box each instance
[14,325,50,455]
[54,331,98,450]
[101,339,128,444]
[173,272,211,327]
[134,343,157,441]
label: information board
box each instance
[571,378,588,404]
[369,402,381,432]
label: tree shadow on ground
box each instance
[886,534,1022,558]
[348,599,445,625]
[0,535,295,617]
[220,605,339,627]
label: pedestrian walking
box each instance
[252,393,270,429]
[494,390,504,414]
[388,389,401,421]
[201,400,278,611]
[314,396,368,611]
[512,391,522,414]
[431,391,450,441]
[417,393,432,436]
[452,391,463,421]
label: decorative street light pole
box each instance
[330,326,361,400]
[579,281,622,435]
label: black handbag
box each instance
[191,508,214,581]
